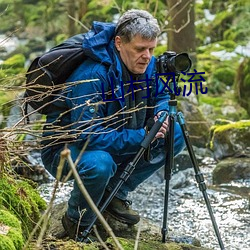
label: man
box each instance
[41,9,185,241]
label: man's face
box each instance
[115,35,157,74]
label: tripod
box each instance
[82,79,225,250]
[161,80,225,250]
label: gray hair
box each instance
[115,9,160,43]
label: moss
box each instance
[199,95,224,107]
[106,237,208,250]
[213,67,235,86]
[213,120,250,133]
[0,174,47,239]
[7,228,24,249]
[0,209,21,229]
[1,54,25,69]
[0,209,24,249]
[0,235,16,250]
[217,40,237,51]
[209,120,250,151]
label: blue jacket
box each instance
[44,21,170,156]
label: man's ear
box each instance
[115,36,122,51]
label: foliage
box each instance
[196,0,250,46]
[234,57,250,115]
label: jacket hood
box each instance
[82,21,116,65]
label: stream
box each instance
[38,155,250,250]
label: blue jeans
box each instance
[41,122,185,226]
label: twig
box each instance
[134,220,142,250]
[22,154,65,249]
[61,148,124,250]
[68,14,89,31]
[93,225,110,250]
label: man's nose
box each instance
[142,49,151,59]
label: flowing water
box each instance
[38,156,250,250]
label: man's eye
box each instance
[136,48,144,52]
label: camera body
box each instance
[156,51,192,75]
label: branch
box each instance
[61,148,124,250]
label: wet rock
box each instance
[213,157,250,184]
[170,168,193,189]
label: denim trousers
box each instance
[41,122,185,226]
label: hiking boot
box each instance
[105,196,140,225]
[61,213,97,243]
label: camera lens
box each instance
[174,53,192,73]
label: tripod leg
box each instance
[162,114,175,243]
[177,112,225,250]
[81,112,168,240]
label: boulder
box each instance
[209,120,250,160]
[213,157,250,184]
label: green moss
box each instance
[0,209,21,229]
[209,120,250,150]
[217,40,237,51]
[106,237,207,250]
[213,120,250,133]
[0,235,16,250]
[0,209,24,249]
[199,95,224,107]
[0,54,26,86]
[213,67,235,86]
[2,54,25,69]
[7,228,24,249]
[0,175,47,239]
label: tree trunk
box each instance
[67,0,76,36]
[167,0,196,64]
[78,0,88,20]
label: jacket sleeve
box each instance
[65,61,146,156]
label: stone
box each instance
[213,157,250,184]
[209,120,250,160]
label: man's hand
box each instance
[154,111,169,139]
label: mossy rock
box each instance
[0,209,24,250]
[209,120,250,160]
[213,157,250,184]
[106,237,210,250]
[0,174,47,239]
